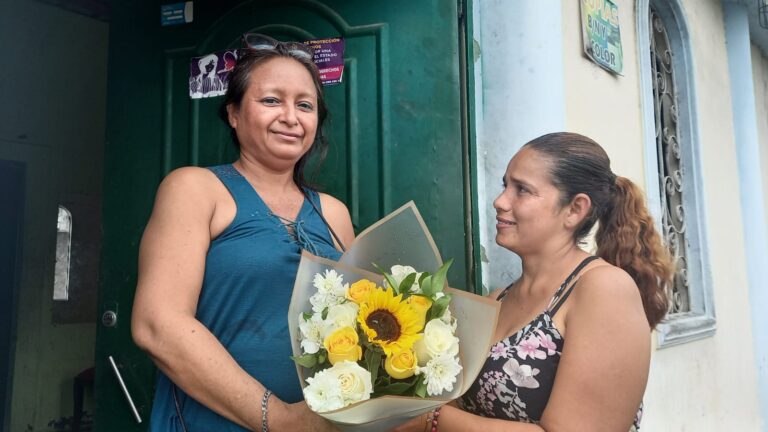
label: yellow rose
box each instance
[406,295,432,314]
[384,349,418,379]
[346,279,376,304]
[323,326,363,365]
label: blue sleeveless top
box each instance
[149,164,342,431]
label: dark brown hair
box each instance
[524,132,674,328]
[218,48,329,190]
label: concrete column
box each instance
[474,0,566,290]
[723,2,768,427]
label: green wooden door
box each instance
[95,0,471,429]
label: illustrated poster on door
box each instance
[189,49,238,99]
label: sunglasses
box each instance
[241,33,315,61]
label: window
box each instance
[639,0,716,347]
[54,206,72,301]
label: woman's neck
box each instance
[234,155,298,195]
[516,243,590,296]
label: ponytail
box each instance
[596,176,674,328]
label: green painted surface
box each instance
[96,1,469,429]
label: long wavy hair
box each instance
[525,132,674,328]
[218,48,329,190]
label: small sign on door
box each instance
[305,38,345,86]
[161,2,193,26]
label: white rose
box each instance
[323,302,359,338]
[328,360,373,405]
[298,313,329,354]
[304,368,345,412]
[413,319,459,366]
[390,265,422,292]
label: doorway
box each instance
[0,159,25,432]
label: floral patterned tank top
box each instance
[458,257,643,431]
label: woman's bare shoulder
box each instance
[568,263,646,324]
[160,166,220,190]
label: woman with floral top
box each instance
[393,132,673,432]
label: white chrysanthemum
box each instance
[417,354,462,396]
[309,290,345,314]
[304,369,345,412]
[328,360,373,405]
[413,319,459,366]
[390,265,423,293]
[313,269,348,297]
[323,302,359,339]
[298,313,329,354]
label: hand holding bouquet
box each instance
[287,202,500,431]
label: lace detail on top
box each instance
[272,214,321,256]
[458,257,642,431]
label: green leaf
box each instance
[372,263,401,295]
[376,382,414,396]
[302,312,313,321]
[321,307,329,320]
[291,353,317,368]
[428,295,452,322]
[420,275,434,297]
[364,349,382,386]
[414,376,428,398]
[430,259,454,295]
[398,272,418,294]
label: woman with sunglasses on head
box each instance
[132,35,352,432]
[393,132,673,432]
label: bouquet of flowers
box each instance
[288,202,499,431]
[294,259,461,412]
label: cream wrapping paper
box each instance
[288,202,500,432]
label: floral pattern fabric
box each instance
[458,268,642,430]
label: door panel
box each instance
[96,1,467,429]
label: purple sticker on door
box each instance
[305,38,345,86]
[189,49,238,99]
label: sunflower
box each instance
[358,287,424,356]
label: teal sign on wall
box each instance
[580,0,623,75]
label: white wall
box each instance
[473,0,566,293]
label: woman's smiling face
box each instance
[493,147,570,255]
[227,56,319,171]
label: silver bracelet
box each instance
[261,389,272,432]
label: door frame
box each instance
[460,0,483,294]
[0,140,53,432]
[0,159,24,432]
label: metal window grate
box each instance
[649,7,691,314]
